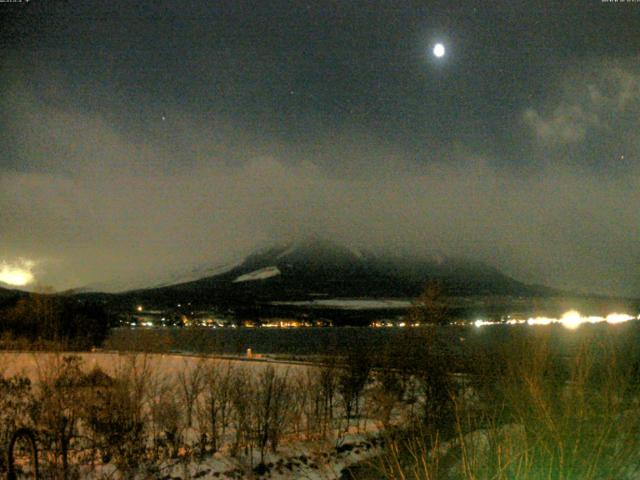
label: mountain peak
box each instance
[244,236,368,268]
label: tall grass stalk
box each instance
[374,329,640,479]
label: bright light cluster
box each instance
[474,310,638,329]
[0,260,35,287]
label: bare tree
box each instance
[319,361,338,437]
[83,355,156,477]
[229,369,252,458]
[298,364,338,439]
[252,366,292,464]
[33,355,85,478]
[292,371,313,439]
[197,362,235,453]
[338,352,371,431]
[177,359,205,429]
[367,367,406,429]
[149,375,184,459]
[408,280,450,325]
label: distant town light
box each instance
[560,310,582,330]
[474,319,492,328]
[606,313,635,324]
[136,305,143,312]
[474,310,638,329]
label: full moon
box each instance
[433,43,445,58]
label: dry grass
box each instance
[373,329,640,480]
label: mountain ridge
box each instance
[110,237,556,308]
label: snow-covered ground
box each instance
[0,351,305,379]
[138,431,383,480]
[0,351,388,479]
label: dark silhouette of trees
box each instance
[338,349,371,429]
[0,294,113,348]
[407,280,450,325]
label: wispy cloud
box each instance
[523,63,640,148]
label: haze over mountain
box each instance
[107,237,554,309]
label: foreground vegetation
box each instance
[1,293,640,479]
[0,350,395,478]
[369,327,640,480]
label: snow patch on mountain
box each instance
[152,257,245,288]
[233,266,281,283]
[271,298,413,310]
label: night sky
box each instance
[1,0,639,295]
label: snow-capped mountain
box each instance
[117,237,553,307]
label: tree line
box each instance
[0,293,113,349]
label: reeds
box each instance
[374,328,640,479]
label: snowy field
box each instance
[0,350,304,379]
[0,351,393,479]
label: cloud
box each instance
[0,63,639,296]
[2,150,639,296]
[523,105,595,145]
[587,66,640,112]
[523,63,640,148]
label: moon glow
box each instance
[433,43,445,58]
[0,260,35,287]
